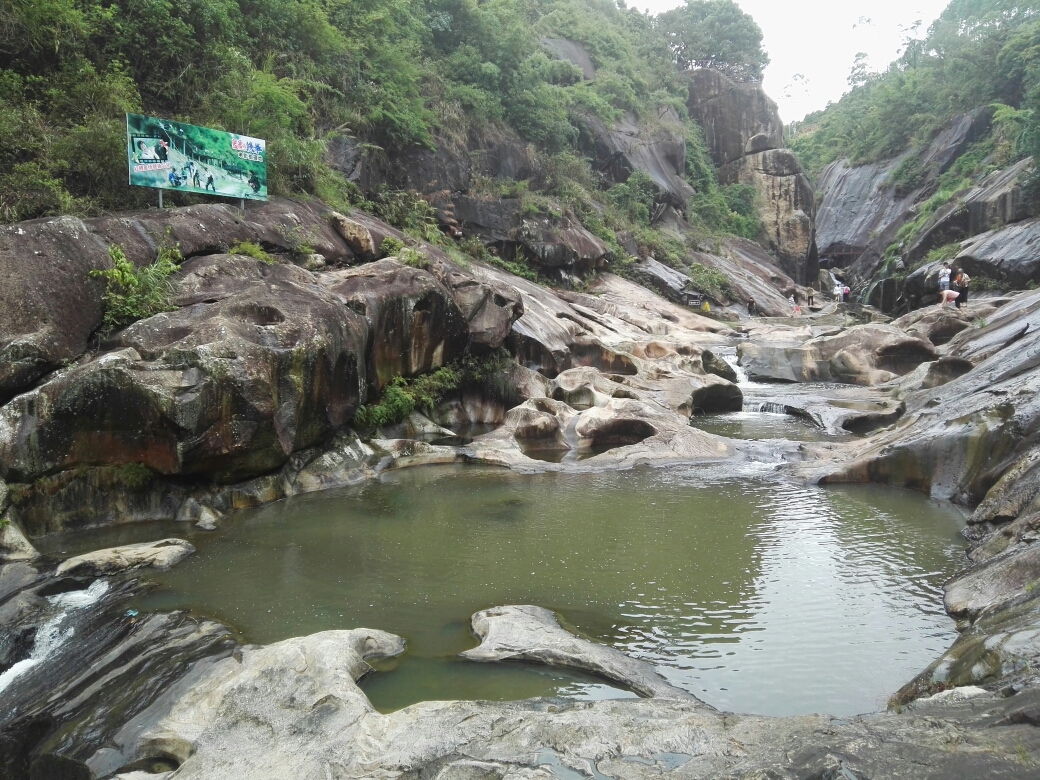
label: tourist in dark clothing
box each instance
[747,298,756,316]
[205,173,216,192]
[842,285,851,304]
[954,270,971,309]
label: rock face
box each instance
[904,157,1035,266]
[425,255,524,351]
[953,216,1040,287]
[0,218,111,401]
[0,198,382,405]
[540,37,595,80]
[685,68,818,285]
[719,149,817,283]
[821,289,1040,504]
[684,69,783,168]
[738,323,938,385]
[815,155,914,268]
[461,605,703,701]
[815,107,1001,301]
[0,259,368,486]
[578,109,695,208]
[321,259,470,391]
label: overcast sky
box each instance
[637,0,952,122]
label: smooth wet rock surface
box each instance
[461,605,705,702]
[55,538,195,577]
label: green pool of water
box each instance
[41,465,968,717]
[690,411,835,442]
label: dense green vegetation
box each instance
[0,0,765,264]
[90,242,180,333]
[791,0,1040,179]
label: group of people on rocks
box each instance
[743,262,971,319]
[937,261,971,308]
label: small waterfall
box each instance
[722,354,749,385]
[742,401,790,415]
[0,579,110,695]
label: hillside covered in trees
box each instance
[0,0,768,244]
[792,0,1040,181]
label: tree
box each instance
[656,0,769,82]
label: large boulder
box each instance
[56,538,195,577]
[0,217,111,400]
[329,210,403,262]
[891,306,979,346]
[718,150,818,284]
[321,259,470,391]
[684,69,784,167]
[0,199,370,404]
[629,258,700,306]
[462,605,701,700]
[944,544,1040,622]
[953,217,1040,288]
[517,217,609,273]
[738,324,938,385]
[0,259,369,485]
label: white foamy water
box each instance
[0,579,110,695]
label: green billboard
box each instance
[126,113,267,201]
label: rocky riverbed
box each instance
[2,199,1040,777]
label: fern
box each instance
[90,243,179,334]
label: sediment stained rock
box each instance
[321,258,470,391]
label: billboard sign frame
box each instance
[126,113,268,202]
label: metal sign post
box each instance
[158,190,163,209]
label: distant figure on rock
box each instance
[843,285,851,304]
[833,282,843,302]
[806,288,815,307]
[954,270,971,309]
[939,262,952,292]
[939,288,960,307]
[747,298,756,316]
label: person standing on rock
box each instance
[834,281,843,303]
[747,298,756,316]
[954,269,970,309]
[843,285,851,304]
[806,288,815,307]
[939,263,952,292]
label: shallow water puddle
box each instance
[41,465,967,717]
